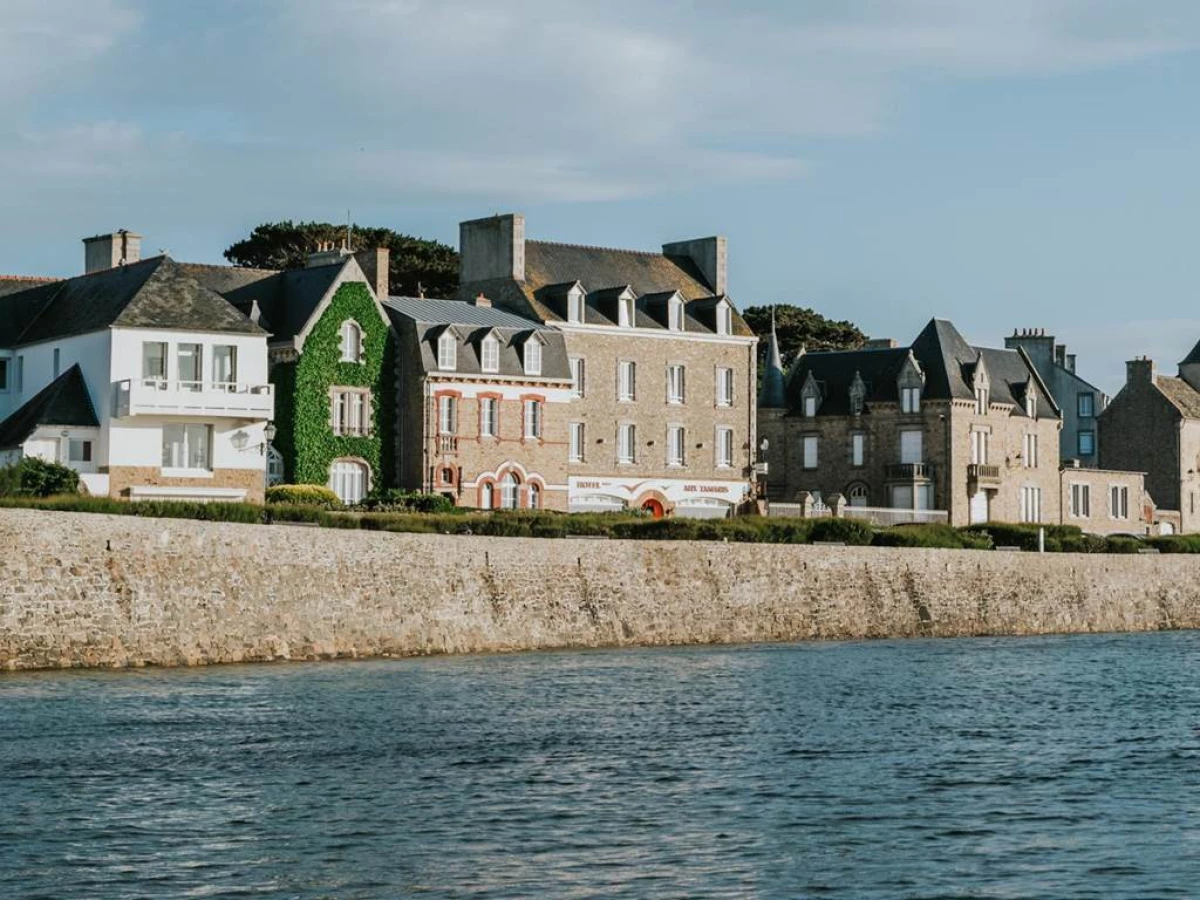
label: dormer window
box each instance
[975,387,989,415]
[437,332,456,371]
[668,295,684,332]
[524,336,543,377]
[900,387,921,414]
[340,320,362,362]
[804,396,818,417]
[480,333,500,373]
[800,373,822,417]
[568,288,585,324]
[716,302,732,336]
[849,371,867,416]
[619,295,635,328]
[1026,392,1037,418]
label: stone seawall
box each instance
[2,508,1199,671]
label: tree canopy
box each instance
[742,304,865,364]
[224,220,459,299]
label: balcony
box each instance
[885,463,933,480]
[114,379,274,419]
[437,434,459,455]
[967,463,1002,486]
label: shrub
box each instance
[808,516,874,545]
[1105,536,1144,554]
[0,458,82,497]
[359,489,456,514]
[1146,534,1200,554]
[873,524,991,550]
[265,484,341,507]
[1057,532,1111,554]
[961,522,1084,553]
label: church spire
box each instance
[760,306,787,409]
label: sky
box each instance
[2,0,1199,393]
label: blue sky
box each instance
[2,0,1199,392]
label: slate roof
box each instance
[1153,376,1200,418]
[788,318,1058,419]
[0,257,265,347]
[1180,339,1200,367]
[384,297,571,381]
[0,364,98,449]
[0,275,59,298]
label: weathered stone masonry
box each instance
[2,508,1199,671]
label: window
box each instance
[852,433,865,467]
[524,338,542,376]
[1078,430,1095,456]
[523,399,542,439]
[1110,485,1129,520]
[500,472,520,509]
[803,396,817,417]
[848,484,869,507]
[437,332,456,371]
[480,481,495,510]
[213,345,237,387]
[142,342,167,382]
[568,289,585,324]
[162,424,211,471]
[68,439,92,463]
[266,446,285,486]
[1023,433,1038,468]
[1026,393,1038,418]
[328,459,369,505]
[900,430,923,465]
[331,388,371,436]
[340,320,362,362]
[480,334,500,373]
[177,343,202,390]
[716,368,733,407]
[716,303,732,335]
[618,423,637,464]
[0,358,8,391]
[667,365,686,405]
[1078,393,1095,418]
[569,423,585,462]
[901,386,921,413]
[15,356,22,393]
[1070,483,1091,518]
[479,397,498,438]
[803,435,818,469]
[569,357,585,397]
[716,427,734,468]
[528,482,541,509]
[667,425,686,466]
[438,395,458,435]
[975,387,989,415]
[618,361,636,401]
[668,297,683,331]
[52,348,60,378]
[970,429,989,465]
[619,296,635,328]
[1019,486,1042,524]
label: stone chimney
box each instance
[460,213,525,283]
[1127,357,1157,386]
[862,338,897,350]
[83,230,142,273]
[1066,354,1076,374]
[662,236,727,295]
[354,247,389,300]
[472,292,492,308]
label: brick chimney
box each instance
[1127,357,1157,386]
[354,247,389,300]
[459,213,525,283]
[83,230,141,273]
[662,235,727,295]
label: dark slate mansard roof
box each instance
[787,318,1059,419]
[0,364,98,449]
[383,297,571,381]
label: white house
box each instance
[0,231,274,502]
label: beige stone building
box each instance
[758,318,1064,526]
[384,295,573,510]
[457,214,758,518]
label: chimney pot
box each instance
[473,292,492,308]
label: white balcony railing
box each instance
[843,506,949,527]
[114,379,275,419]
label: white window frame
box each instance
[568,289,585,324]
[1070,483,1090,518]
[328,458,370,505]
[716,426,734,468]
[142,342,167,382]
[331,387,372,437]
[569,357,585,397]
[618,423,637,464]
[68,438,93,463]
[438,395,458,435]
[1024,432,1038,468]
[618,360,636,402]
[480,334,500,373]
[667,364,686,405]
[619,296,635,328]
[500,473,520,509]
[802,435,818,470]
[668,296,684,331]
[177,342,202,389]
[479,396,498,438]
[667,425,686,467]
[437,332,456,371]
[1020,486,1042,524]
[1110,484,1130,520]
[716,367,733,408]
[900,386,921,414]
[716,302,732,335]
[900,430,923,465]
[162,423,212,473]
[340,320,363,363]
[523,399,542,440]
[970,428,990,466]
[852,433,865,467]
[524,338,543,377]
[569,422,585,462]
[1026,393,1038,418]
[803,395,817,417]
[975,387,989,415]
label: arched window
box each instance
[266,446,285,486]
[527,482,541,509]
[500,472,520,509]
[340,320,363,362]
[480,480,495,510]
[847,483,869,508]
[328,458,370,505]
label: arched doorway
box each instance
[642,498,665,519]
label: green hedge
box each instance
[266,484,341,507]
[872,523,993,550]
[0,459,81,498]
[358,489,456,514]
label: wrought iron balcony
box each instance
[885,462,933,480]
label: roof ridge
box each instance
[180,261,281,276]
[0,274,59,283]
[529,238,664,258]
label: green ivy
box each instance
[270,282,395,488]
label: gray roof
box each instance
[0,257,265,347]
[1153,376,1200,418]
[788,318,1058,419]
[0,364,98,449]
[384,296,570,381]
[0,275,59,298]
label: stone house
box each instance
[183,246,394,504]
[384,295,573,510]
[1059,463,1158,536]
[758,318,1063,526]
[1004,328,1108,465]
[456,213,759,518]
[0,231,274,502]
[1098,353,1200,533]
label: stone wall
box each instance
[2,508,1199,671]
